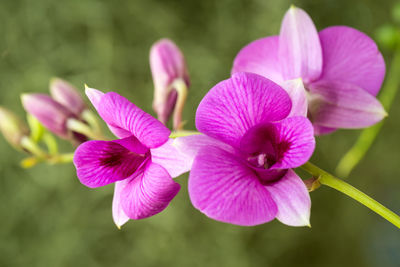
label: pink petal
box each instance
[279,6,322,83]
[96,92,170,148]
[50,78,86,116]
[151,139,192,178]
[318,26,385,96]
[73,136,149,188]
[308,81,387,129]
[270,117,315,169]
[85,87,104,110]
[267,169,311,227]
[189,145,278,226]
[232,36,284,84]
[313,125,336,136]
[150,39,190,94]
[21,94,74,138]
[239,117,315,170]
[196,72,292,148]
[120,162,180,219]
[173,134,234,166]
[113,135,148,154]
[112,181,130,228]
[281,79,308,117]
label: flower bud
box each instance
[0,107,29,149]
[50,78,86,116]
[21,93,75,139]
[150,39,190,129]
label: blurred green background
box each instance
[1,0,400,266]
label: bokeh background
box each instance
[1,0,400,266]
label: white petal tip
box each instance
[114,219,128,229]
[289,5,301,13]
[20,94,33,105]
[20,93,28,101]
[50,77,62,86]
[85,87,104,108]
[289,217,311,228]
[301,216,311,227]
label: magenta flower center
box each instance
[240,123,292,184]
[246,139,277,169]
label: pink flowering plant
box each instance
[1,6,400,230]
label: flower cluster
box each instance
[72,6,387,229]
[72,7,388,228]
[0,6,388,228]
[22,78,89,143]
[0,78,104,168]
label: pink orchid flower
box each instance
[232,6,387,135]
[74,88,191,228]
[175,72,315,226]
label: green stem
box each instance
[20,136,47,157]
[42,132,58,155]
[301,162,400,229]
[170,79,188,131]
[81,109,102,133]
[336,47,400,177]
[67,118,108,140]
[49,153,75,164]
[169,130,201,138]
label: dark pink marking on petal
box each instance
[240,117,315,171]
[73,137,149,188]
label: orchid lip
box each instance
[238,121,295,184]
[240,122,290,169]
[246,152,276,170]
[244,152,287,184]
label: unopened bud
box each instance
[150,39,190,129]
[0,107,29,149]
[21,93,75,139]
[50,78,86,116]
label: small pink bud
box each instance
[0,107,29,149]
[21,93,75,139]
[150,39,190,128]
[50,78,86,116]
